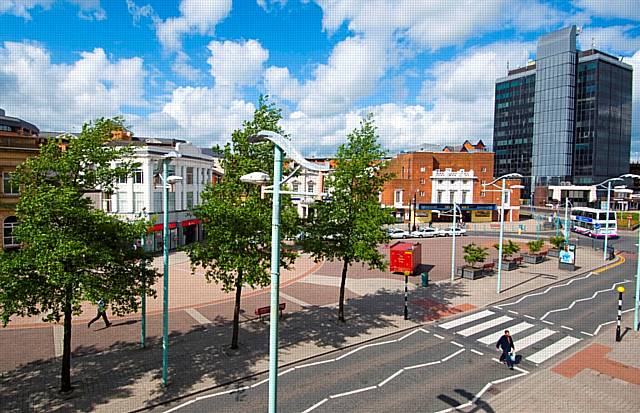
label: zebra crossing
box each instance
[437,309,582,366]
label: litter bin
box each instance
[421,272,429,287]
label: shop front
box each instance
[147,222,179,253]
[418,203,497,223]
[181,218,201,245]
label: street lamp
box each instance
[619,174,640,331]
[595,177,624,261]
[450,202,462,282]
[241,130,329,413]
[563,198,573,242]
[482,173,523,294]
[159,151,182,387]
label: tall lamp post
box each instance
[595,177,624,261]
[450,202,462,282]
[563,198,573,242]
[159,151,182,387]
[241,131,329,413]
[617,174,640,331]
[482,173,523,294]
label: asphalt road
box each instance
[160,245,636,413]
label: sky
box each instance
[0,0,639,157]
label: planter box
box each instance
[547,248,559,257]
[499,260,519,271]
[461,267,484,280]
[523,254,544,264]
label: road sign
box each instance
[594,223,601,230]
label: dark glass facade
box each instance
[493,26,633,199]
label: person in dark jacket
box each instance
[88,298,111,328]
[496,330,515,369]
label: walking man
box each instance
[496,330,515,369]
[88,298,111,328]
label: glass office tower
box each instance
[493,26,633,199]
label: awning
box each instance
[149,222,178,232]
[181,219,201,227]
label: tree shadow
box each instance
[0,284,469,412]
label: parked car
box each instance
[388,228,411,239]
[441,227,467,236]
[411,227,441,238]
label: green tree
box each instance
[462,244,489,268]
[303,115,395,322]
[0,118,159,393]
[187,97,299,349]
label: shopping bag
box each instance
[509,352,517,363]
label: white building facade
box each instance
[431,169,476,204]
[288,160,332,218]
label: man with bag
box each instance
[496,330,515,369]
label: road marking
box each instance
[185,308,211,325]
[278,368,295,377]
[439,309,494,329]
[470,349,484,356]
[302,398,328,413]
[295,359,335,369]
[561,325,574,331]
[53,325,64,358]
[329,385,377,399]
[477,322,534,345]
[434,334,445,339]
[593,254,625,274]
[493,305,503,310]
[441,348,465,362]
[404,360,441,370]
[541,320,554,325]
[377,369,404,387]
[280,292,311,308]
[526,336,581,364]
[540,280,632,320]
[507,310,519,315]
[450,341,464,348]
[523,314,536,320]
[593,308,634,335]
[397,328,422,341]
[457,315,513,337]
[250,378,269,388]
[513,328,556,351]
[499,272,594,307]
[581,331,594,337]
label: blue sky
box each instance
[1,0,639,157]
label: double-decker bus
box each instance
[570,207,618,238]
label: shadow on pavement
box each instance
[0,282,468,412]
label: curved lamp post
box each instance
[619,174,640,332]
[241,131,329,413]
[160,151,182,387]
[482,173,523,294]
[450,203,463,282]
[595,177,624,261]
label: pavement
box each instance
[0,229,638,412]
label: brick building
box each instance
[380,148,521,226]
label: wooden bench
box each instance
[255,303,286,320]
[512,256,524,266]
[482,262,495,276]
[539,250,548,257]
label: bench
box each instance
[512,256,524,266]
[255,303,286,320]
[482,262,495,276]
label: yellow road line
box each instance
[593,254,625,274]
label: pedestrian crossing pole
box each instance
[404,271,410,320]
[616,286,624,342]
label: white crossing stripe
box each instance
[53,325,64,357]
[477,322,534,345]
[512,328,556,351]
[185,308,211,325]
[439,310,494,330]
[526,336,581,364]
[457,315,513,337]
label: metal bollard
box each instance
[616,286,624,342]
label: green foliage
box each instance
[527,239,545,254]
[493,239,521,260]
[0,118,159,391]
[549,235,566,249]
[462,244,489,268]
[302,114,395,321]
[187,96,300,347]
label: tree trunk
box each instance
[338,259,349,322]
[231,269,243,349]
[60,293,73,393]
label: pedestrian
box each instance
[88,298,112,328]
[496,330,515,369]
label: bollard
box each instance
[616,286,624,342]
[421,272,428,287]
[404,271,410,320]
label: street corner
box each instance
[411,298,477,322]
[551,343,640,385]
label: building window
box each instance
[419,178,425,185]
[450,190,456,203]
[307,181,315,194]
[117,192,128,212]
[186,167,194,185]
[480,191,486,198]
[2,172,19,195]
[462,191,469,204]
[481,167,487,173]
[153,192,162,213]
[420,167,426,173]
[103,192,113,212]
[133,192,144,213]
[462,180,468,185]
[3,216,18,247]
[133,169,144,184]
[419,191,425,197]
[437,191,443,203]
[186,192,194,209]
[395,190,403,204]
[292,181,299,192]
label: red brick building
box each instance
[380,149,521,225]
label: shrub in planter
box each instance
[461,244,488,279]
[493,239,520,261]
[548,235,565,257]
[524,239,545,264]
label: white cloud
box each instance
[266,35,388,116]
[257,0,286,11]
[0,41,147,132]
[574,0,640,21]
[171,51,203,82]
[156,0,232,51]
[207,39,269,88]
[0,0,104,20]
[578,25,640,56]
